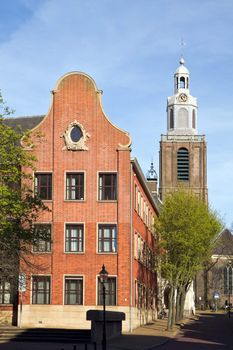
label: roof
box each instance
[213,228,233,256]
[3,115,45,132]
[175,56,189,75]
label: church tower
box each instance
[159,57,208,202]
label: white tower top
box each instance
[167,57,198,136]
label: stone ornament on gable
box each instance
[61,120,90,151]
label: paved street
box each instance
[0,313,232,350]
[156,312,233,350]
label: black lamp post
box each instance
[228,289,231,318]
[99,264,108,350]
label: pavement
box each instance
[0,312,232,350]
[0,317,185,350]
[156,311,233,350]
[108,317,181,350]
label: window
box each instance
[65,224,84,252]
[134,185,138,211]
[135,281,144,309]
[70,126,82,143]
[33,224,51,252]
[170,109,174,129]
[98,225,117,253]
[180,76,185,89]
[32,276,50,304]
[224,265,233,295]
[0,278,13,304]
[65,277,83,305]
[35,173,52,200]
[99,173,117,200]
[140,197,144,218]
[192,110,196,128]
[98,277,116,305]
[66,173,84,200]
[138,236,143,261]
[134,232,138,258]
[137,191,140,213]
[177,148,189,181]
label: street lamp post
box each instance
[99,264,108,350]
[228,289,231,318]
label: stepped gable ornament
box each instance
[61,120,90,151]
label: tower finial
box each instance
[180,37,186,63]
[146,161,158,181]
[179,56,185,65]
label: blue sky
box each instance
[1,0,233,227]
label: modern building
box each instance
[2,72,159,331]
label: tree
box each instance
[155,189,222,330]
[0,93,48,290]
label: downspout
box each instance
[130,162,133,332]
[51,90,55,277]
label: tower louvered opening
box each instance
[177,148,189,181]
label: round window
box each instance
[70,126,82,143]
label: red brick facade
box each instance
[16,72,159,331]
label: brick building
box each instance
[3,72,159,331]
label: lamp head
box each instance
[99,264,108,283]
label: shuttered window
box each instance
[177,148,189,181]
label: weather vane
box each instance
[180,37,186,57]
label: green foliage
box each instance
[0,94,47,275]
[156,189,222,329]
[156,189,222,285]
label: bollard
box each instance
[85,344,87,350]
[73,346,77,350]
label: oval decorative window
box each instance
[70,126,83,143]
[62,120,90,151]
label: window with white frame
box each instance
[134,232,138,258]
[140,197,144,218]
[0,277,13,304]
[98,277,116,305]
[98,225,117,253]
[137,190,140,213]
[65,224,84,252]
[34,173,52,200]
[64,277,83,305]
[98,173,117,200]
[134,185,138,212]
[32,276,51,304]
[66,173,84,200]
[33,224,51,252]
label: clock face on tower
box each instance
[178,93,188,102]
